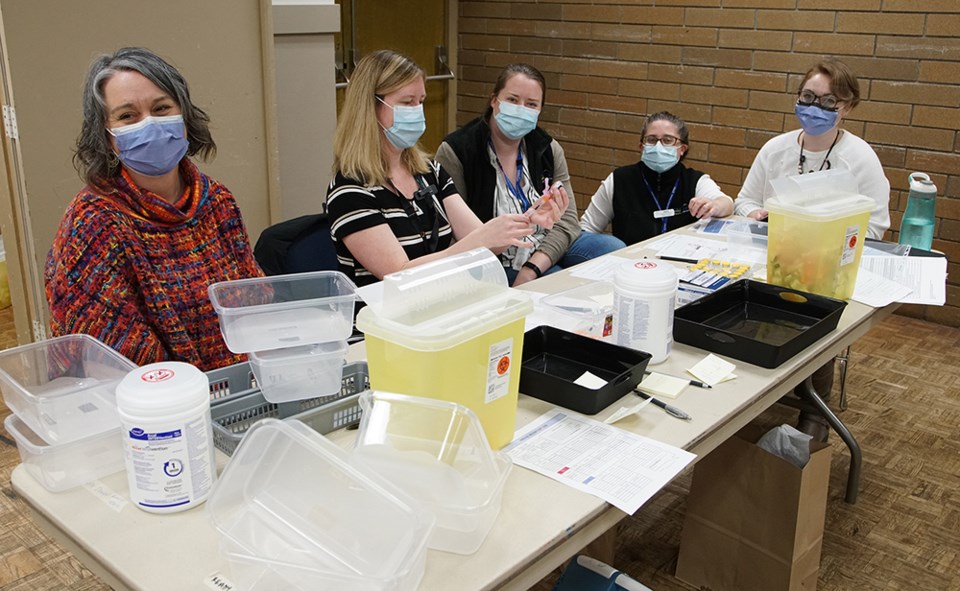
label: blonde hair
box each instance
[333,50,431,186]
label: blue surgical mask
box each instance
[795,103,838,137]
[378,97,426,149]
[495,100,539,140]
[641,143,679,173]
[108,115,188,177]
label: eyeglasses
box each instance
[797,89,839,112]
[642,134,682,147]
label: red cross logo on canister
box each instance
[634,261,658,270]
[140,368,175,383]
[497,356,510,375]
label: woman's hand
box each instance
[689,196,733,219]
[525,183,568,229]
[470,214,535,251]
[747,208,769,221]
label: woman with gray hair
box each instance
[45,47,262,371]
[580,111,733,246]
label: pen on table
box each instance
[642,370,711,389]
[657,255,700,265]
[633,389,692,421]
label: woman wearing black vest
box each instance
[436,63,624,286]
[580,112,733,245]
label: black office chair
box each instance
[254,213,338,275]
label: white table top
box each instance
[11,229,899,591]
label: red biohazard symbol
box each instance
[140,368,175,383]
[497,356,510,375]
[634,261,658,270]
[848,235,857,248]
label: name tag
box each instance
[654,208,683,219]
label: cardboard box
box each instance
[676,425,832,591]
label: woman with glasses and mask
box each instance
[579,111,733,245]
[436,63,624,286]
[326,51,565,288]
[45,47,262,371]
[735,58,890,240]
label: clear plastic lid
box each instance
[356,248,532,351]
[769,168,859,205]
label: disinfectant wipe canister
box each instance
[116,362,215,513]
[614,260,679,365]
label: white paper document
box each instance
[651,235,725,262]
[858,255,947,305]
[688,354,737,386]
[568,255,632,280]
[851,268,914,308]
[504,409,696,515]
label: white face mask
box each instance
[377,97,426,149]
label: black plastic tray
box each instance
[673,280,846,369]
[520,326,652,415]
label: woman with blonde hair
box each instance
[326,50,565,287]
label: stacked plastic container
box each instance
[0,334,137,491]
[208,271,357,403]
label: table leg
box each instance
[796,376,862,504]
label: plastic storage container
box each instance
[520,326,652,415]
[207,418,433,591]
[208,271,357,354]
[541,281,615,339]
[352,391,512,555]
[356,249,532,449]
[4,413,125,492]
[209,361,369,456]
[0,334,137,444]
[765,170,873,300]
[247,340,348,403]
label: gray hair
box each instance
[641,111,690,161]
[73,47,215,188]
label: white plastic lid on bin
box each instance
[206,418,434,590]
[352,391,512,554]
[356,248,532,352]
[766,193,874,221]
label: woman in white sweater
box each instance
[734,58,890,240]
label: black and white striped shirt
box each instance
[325,161,458,286]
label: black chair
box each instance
[254,213,337,276]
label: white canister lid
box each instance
[615,260,679,293]
[116,362,209,417]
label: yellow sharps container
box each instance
[766,188,873,300]
[356,249,532,449]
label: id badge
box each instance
[653,208,681,219]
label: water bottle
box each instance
[898,172,937,251]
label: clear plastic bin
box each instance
[352,391,512,555]
[541,281,614,339]
[248,341,348,403]
[356,249,532,449]
[4,413,124,492]
[208,271,357,354]
[766,194,872,299]
[0,334,137,444]
[206,419,433,591]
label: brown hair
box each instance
[799,58,861,110]
[482,63,547,121]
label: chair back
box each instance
[254,214,337,276]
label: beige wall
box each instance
[0,0,278,342]
[455,0,960,327]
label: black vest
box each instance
[611,162,704,246]
[441,117,555,222]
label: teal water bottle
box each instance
[898,172,937,251]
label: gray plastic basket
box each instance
[207,361,369,456]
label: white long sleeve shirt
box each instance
[734,129,891,240]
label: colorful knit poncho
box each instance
[45,159,263,371]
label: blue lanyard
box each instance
[493,143,530,211]
[641,175,681,235]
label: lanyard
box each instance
[641,174,681,235]
[493,142,530,211]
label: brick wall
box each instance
[454,1,960,327]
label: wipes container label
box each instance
[840,225,860,266]
[485,338,514,404]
